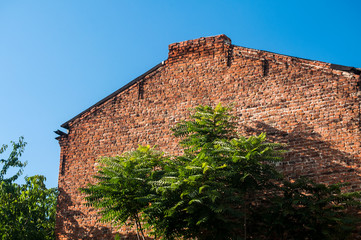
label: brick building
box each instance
[55,34,361,239]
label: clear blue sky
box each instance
[1,0,360,188]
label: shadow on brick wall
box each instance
[56,188,152,240]
[56,121,361,239]
[244,121,361,190]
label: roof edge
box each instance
[60,62,164,129]
[233,45,360,75]
[60,35,360,130]
[330,64,361,75]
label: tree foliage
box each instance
[0,136,27,183]
[82,104,361,240]
[250,178,361,240]
[0,138,58,240]
[148,104,284,239]
[81,145,171,240]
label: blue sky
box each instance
[1,0,360,188]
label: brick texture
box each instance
[55,34,361,239]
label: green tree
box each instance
[250,178,361,240]
[0,136,27,183]
[0,138,58,240]
[148,104,283,239]
[81,145,171,240]
[82,104,361,240]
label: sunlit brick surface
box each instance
[56,35,361,239]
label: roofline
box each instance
[61,62,164,129]
[236,47,360,74]
[60,37,360,130]
[330,64,361,75]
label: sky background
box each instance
[1,0,360,188]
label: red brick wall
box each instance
[55,35,361,239]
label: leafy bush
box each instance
[0,137,58,240]
[82,104,361,240]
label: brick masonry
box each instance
[55,34,361,239]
